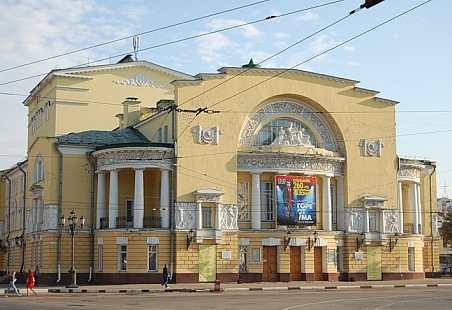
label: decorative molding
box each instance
[113,73,166,88]
[348,207,365,232]
[193,189,223,202]
[192,125,224,145]
[398,164,423,181]
[237,153,344,176]
[359,139,384,157]
[384,210,399,233]
[175,202,196,229]
[220,204,238,230]
[94,148,174,170]
[262,237,280,246]
[239,101,342,153]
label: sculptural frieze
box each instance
[192,125,223,145]
[113,73,166,88]
[359,139,384,157]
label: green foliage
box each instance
[439,212,452,247]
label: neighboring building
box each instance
[0,56,440,285]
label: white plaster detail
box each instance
[271,122,313,147]
[237,154,344,175]
[193,188,223,202]
[348,207,365,232]
[42,204,59,231]
[239,101,343,153]
[262,237,280,246]
[113,73,166,88]
[361,195,387,208]
[220,204,238,230]
[384,210,399,233]
[359,139,384,157]
[175,202,196,229]
[192,125,223,145]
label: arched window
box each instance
[34,155,44,183]
[254,118,317,147]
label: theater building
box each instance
[0,56,440,284]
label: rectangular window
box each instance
[369,210,378,232]
[336,247,343,272]
[239,246,247,272]
[250,247,261,263]
[331,185,336,225]
[126,199,134,227]
[260,182,274,221]
[237,181,250,222]
[148,245,158,272]
[157,128,162,143]
[163,125,168,143]
[408,247,415,271]
[20,177,24,192]
[13,181,18,195]
[118,245,127,271]
[98,245,103,272]
[202,207,212,228]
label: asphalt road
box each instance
[2,287,452,310]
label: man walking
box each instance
[161,264,169,288]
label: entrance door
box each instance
[314,247,323,281]
[263,246,277,282]
[199,245,217,282]
[290,246,301,281]
[367,246,382,280]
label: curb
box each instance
[3,283,452,295]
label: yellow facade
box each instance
[0,58,439,284]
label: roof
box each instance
[57,128,150,147]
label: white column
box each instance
[215,202,221,230]
[108,169,119,229]
[196,202,203,230]
[96,172,106,229]
[411,182,419,234]
[397,181,404,233]
[416,182,422,234]
[251,172,261,230]
[322,176,332,231]
[134,168,145,228]
[160,168,170,229]
[364,209,369,233]
[336,176,345,231]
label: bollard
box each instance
[214,279,221,292]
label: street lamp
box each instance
[60,210,84,288]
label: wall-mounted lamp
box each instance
[389,232,399,252]
[15,234,25,247]
[356,232,365,251]
[284,231,292,251]
[308,230,318,251]
[186,229,194,250]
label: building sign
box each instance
[276,176,316,226]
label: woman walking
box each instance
[26,269,38,296]
[4,271,22,298]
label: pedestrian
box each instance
[26,269,38,296]
[4,271,22,298]
[161,264,169,288]
[33,266,40,286]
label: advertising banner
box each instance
[276,175,316,226]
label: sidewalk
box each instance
[4,277,452,295]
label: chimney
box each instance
[122,97,141,128]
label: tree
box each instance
[439,212,452,248]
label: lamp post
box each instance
[60,210,84,288]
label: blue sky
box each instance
[1,0,451,197]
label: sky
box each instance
[0,0,451,197]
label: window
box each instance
[331,185,336,225]
[34,155,44,183]
[202,207,212,228]
[20,176,24,192]
[118,245,127,271]
[336,247,343,272]
[148,245,158,272]
[13,181,18,195]
[239,246,247,272]
[157,128,162,143]
[237,181,250,221]
[261,182,274,221]
[369,210,378,232]
[163,125,168,143]
[250,247,261,263]
[408,247,415,271]
[126,199,134,227]
[98,245,103,272]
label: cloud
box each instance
[344,46,355,52]
[298,12,319,22]
[347,61,361,66]
[274,32,289,38]
[309,35,339,53]
[206,19,262,38]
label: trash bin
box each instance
[214,279,221,292]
